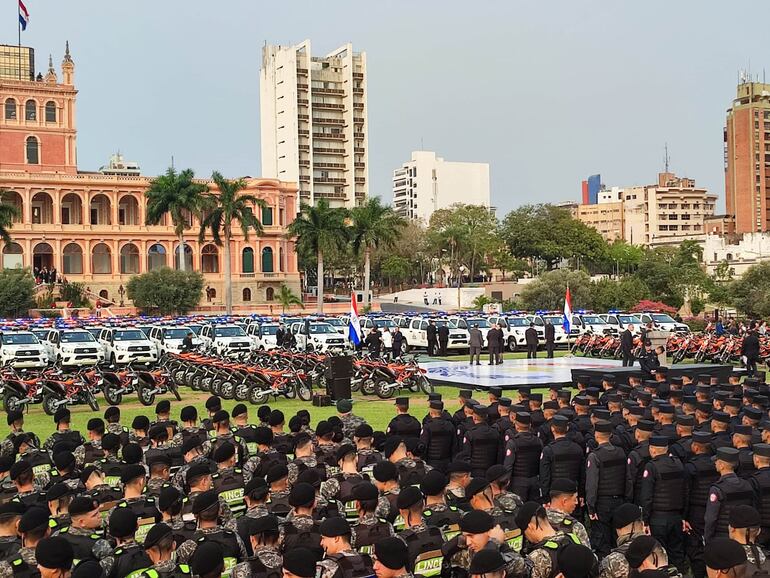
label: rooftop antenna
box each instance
[664,143,670,173]
[171,155,175,170]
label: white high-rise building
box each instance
[393,151,491,223]
[260,40,368,209]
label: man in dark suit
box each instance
[742,324,760,377]
[525,323,539,359]
[426,320,438,356]
[544,320,556,358]
[621,324,635,367]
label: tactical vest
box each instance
[117,499,159,544]
[469,427,499,475]
[280,520,322,554]
[48,430,83,450]
[212,468,246,517]
[111,544,153,578]
[82,442,105,466]
[0,540,20,562]
[356,451,381,471]
[688,456,719,514]
[594,446,627,497]
[291,457,329,482]
[267,492,291,518]
[715,480,756,537]
[536,534,582,578]
[194,531,242,577]
[425,421,453,462]
[511,433,541,479]
[337,474,365,520]
[631,444,652,504]
[650,457,685,513]
[397,460,428,489]
[253,451,287,479]
[400,527,444,575]
[98,457,125,487]
[140,564,191,578]
[272,434,293,456]
[7,556,36,578]
[248,556,282,578]
[423,505,461,529]
[23,450,52,478]
[353,520,392,554]
[172,520,197,547]
[328,552,375,578]
[753,469,770,528]
[57,526,101,564]
[549,439,583,482]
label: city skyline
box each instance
[5,0,770,215]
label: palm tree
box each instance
[287,199,348,313]
[0,191,21,245]
[350,197,405,298]
[145,168,208,272]
[277,284,304,314]
[199,171,265,314]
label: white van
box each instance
[0,331,47,368]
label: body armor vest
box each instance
[752,468,770,527]
[327,552,375,578]
[594,446,627,496]
[111,544,153,578]
[549,439,583,481]
[57,527,101,564]
[280,520,321,554]
[353,520,392,555]
[400,527,444,577]
[194,531,241,576]
[247,556,282,578]
[212,469,246,517]
[715,478,756,537]
[511,433,541,479]
[650,457,685,513]
[469,426,499,476]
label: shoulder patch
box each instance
[710,493,718,502]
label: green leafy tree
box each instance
[632,247,684,308]
[287,199,349,313]
[490,243,529,280]
[145,168,209,272]
[603,240,644,275]
[199,172,265,314]
[370,220,430,287]
[0,191,20,246]
[126,268,204,315]
[472,294,493,310]
[277,284,303,314]
[59,282,90,308]
[0,268,36,317]
[380,256,411,291]
[591,277,651,312]
[730,262,770,318]
[709,260,734,307]
[519,269,593,311]
[350,197,405,297]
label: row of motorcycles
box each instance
[570,333,645,359]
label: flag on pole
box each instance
[562,286,572,334]
[348,292,362,346]
[18,0,29,31]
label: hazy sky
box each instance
[7,1,770,214]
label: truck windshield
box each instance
[1,334,37,345]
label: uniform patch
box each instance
[643,470,649,478]
[506,449,512,457]
[710,493,718,502]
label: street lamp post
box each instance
[457,265,466,309]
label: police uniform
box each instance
[704,448,756,543]
[540,430,584,499]
[463,411,500,478]
[750,444,770,546]
[387,414,421,443]
[351,513,394,554]
[503,419,542,501]
[546,509,590,547]
[685,438,719,578]
[420,412,455,472]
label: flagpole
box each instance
[17,1,21,81]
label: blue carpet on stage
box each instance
[422,356,624,389]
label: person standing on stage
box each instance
[544,319,556,359]
[621,324,635,367]
[426,320,438,356]
[468,324,483,366]
[525,323,538,359]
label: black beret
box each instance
[232,403,248,418]
[0,501,25,517]
[626,535,659,569]
[383,437,404,459]
[254,427,273,445]
[52,451,75,471]
[446,461,472,475]
[515,412,531,425]
[148,425,168,441]
[397,486,423,509]
[514,501,544,532]
[283,548,318,578]
[53,408,70,424]
[191,541,225,577]
[186,463,212,485]
[192,490,219,515]
[79,465,100,485]
[289,482,316,507]
[730,505,761,529]
[486,464,510,484]
[268,410,285,427]
[266,464,289,484]
[352,482,379,502]
[373,461,398,483]
[550,478,577,495]
[9,460,31,481]
[473,404,488,416]
[612,503,643,529]
[180,406,197,422]
[69,497,99,517]
[420,470,448,496]
[36,536,74,570]
[205,396,222,411]
[131,416,149,430]
[557,543,598,578]
[704,537,747,570]
[212,410,229,424]
[245,477,269,499]
[354,424,374,438]
[213,442,236,463]
[120,464,146,485]
[469,550,506,575]
[181,436,202,455]
[6,410,22,425]
[19,507,49,533]
[336,444,356,463]
[122,443,143,465]
[320,516,351,537]
[374,537,409,571]
[45,482,72,502]
[0,456,13,474]
[104,406,120,421]
[258,405,274,421]
[101,432,120,451]
[459,510,494,534]
[429,400,444,410]
[144,522,172,549]
[71,560,105,578]
[155,400,170,414]
[109,508,138,538]
[466,478,490,498]
[158,486,182,512]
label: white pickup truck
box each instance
[148,326,203,355]
[50,329,103,368]
[0,331,48,368]
[637,312,690,333]
[401,318,469,354]
[291,322,349,352]
[447,316,491,348]
[98,328,158,365]
[199,324,254,355]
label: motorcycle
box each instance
[40,369,99,415]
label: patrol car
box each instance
[48,329,103,368]
[447,316,491,348]
[252,322,281,350]
[570,313,616,335]
[147,325,203,355]
[637,312,690,333]
[98,327,158,365]
[290,321,349,352]
[487,315,541,352]
[0,331,48,368]
[532,313,575,346]
[199,324,253,355]
[599,313,643,335]
[401,317,469,354]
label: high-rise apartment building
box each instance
[260,40,368,209]
[392,151,490,223]
[724,81,770,233]
[0,45,34,81]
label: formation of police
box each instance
[5,369,770,578]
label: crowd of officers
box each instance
[3,368,770,578]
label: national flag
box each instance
[348,292,362,346]
[18,0,29,31]
[562,287,572,334]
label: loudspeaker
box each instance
[330,377,351,401]
[312,394,331,407]
[327,356,353,379]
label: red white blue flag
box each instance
[563,287,572,334]
[348,292,362,346]
[18,1,29,31]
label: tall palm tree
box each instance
[287,199,348,313]
[277,284,304,314]
[145,168,208,272]
[350,197,405,298]
[0,191,21,246]
[199,171,265,314]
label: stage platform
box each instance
[422,357,736,390]
[422,357,624,389]
[575,363,735,386]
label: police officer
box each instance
[43,408,84,452]
[387,399,421,443]
[373,537,412,578]
[10,461,45,509]
[750,442,770,547]
[420,399,455,473]
[486,465,523,517]
[349,482,393,554]
[110,464,161,538]
[515,501,580,578]
[638,436,687,573]
[705,447,756,543]
[627,419,654,505]
[545,478,590,547]
[137,522,191,578]
[353,425,382,471]
[172,406,208,451]
[56,497,112,564]
[241,515,282,578]
[384,438,427,489]
[337,400,366,442]
[0,502,22,563]
[394,487,444,575]
[101,508,154,578]
[211,442,246,518]
[317,517,375,578]
[281,482,322,555]
[463,405,499,479]
[73,418,106,467]
[585,420,632,558]
[503,412,542,501]
[34,537,73,578]
[420,470,462,530]
[539,415,583,500]
[727,505,768,573]
[599,503,646,578]
[684,431,718,578]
